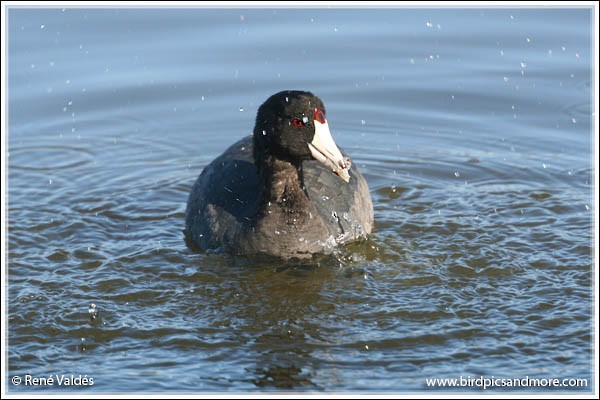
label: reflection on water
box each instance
[7,7,593,393]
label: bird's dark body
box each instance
[185,90,373,259]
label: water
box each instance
[6,7,594,393]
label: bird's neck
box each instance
[258,155,309,211]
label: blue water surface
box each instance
[6,7,594,393]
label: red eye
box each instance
[292,119,304,128]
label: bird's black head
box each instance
[253,90,350,182]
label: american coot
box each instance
[185,90,373,259]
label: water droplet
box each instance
[525,37,531,43]
[365,344,369,350]
[88,304,98,320]
[40,24,45,29]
